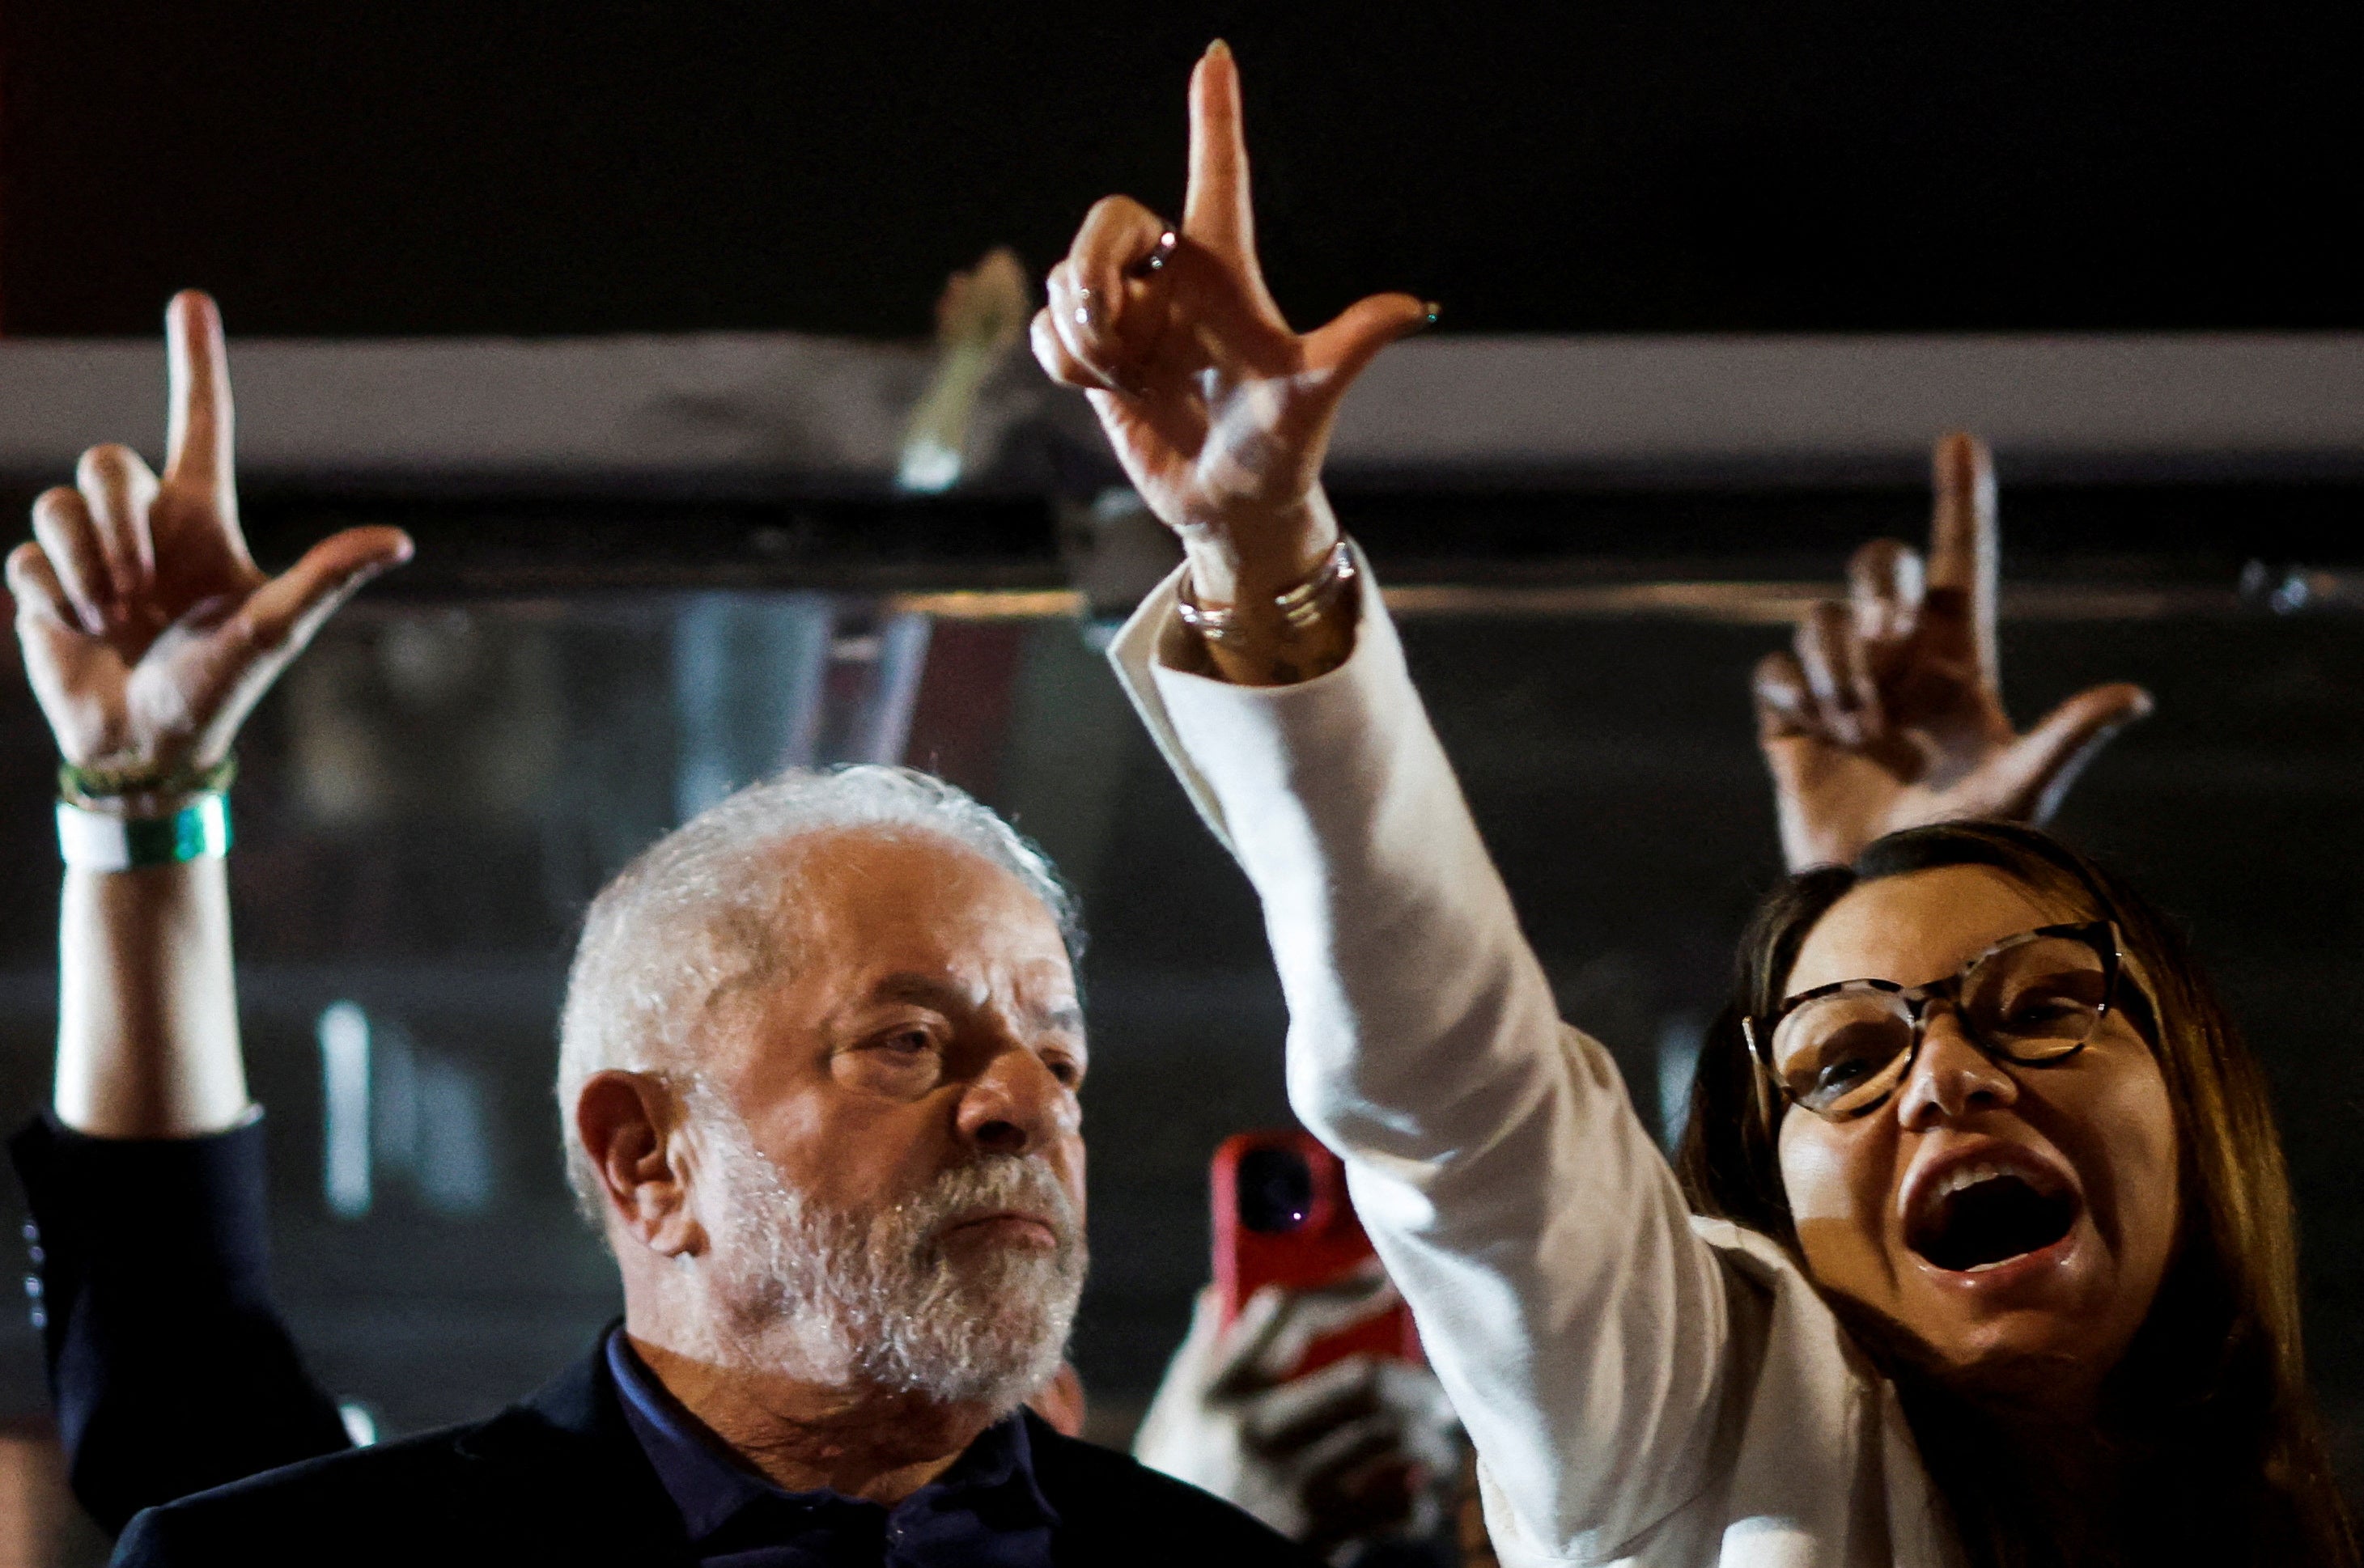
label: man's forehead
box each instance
[741,829,1077,1005]
[787,830,1056,923]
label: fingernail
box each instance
[1416,301,1442,332]
[1205,38,1232,60]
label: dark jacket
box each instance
[9,1116,1316,1566]
[9,1115,351,1531]
[112,1338,1312,1567]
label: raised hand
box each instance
[1753,432,2153,871]
[6,291,412,785]
[1029,41,1431,618]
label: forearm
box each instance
[1108,566,1734,1554]
[55,857,250,1138]
[1114,560,1567,1159]
[29,830,344,1536]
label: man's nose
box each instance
[956,1045,1071,1154]
[1894,1007,2018,1129]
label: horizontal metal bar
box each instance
[900,581,2250,625]
[7,333,2364,493]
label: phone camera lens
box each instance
[1237,1146,1314,1234]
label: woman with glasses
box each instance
[1039,42,2358,1567]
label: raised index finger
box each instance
[163,290,238,514]
[1184,41,1257,270]
[1926,430,1997,683]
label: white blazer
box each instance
[1106,557,1963,1568]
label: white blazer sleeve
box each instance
[1106,557,1739,1562]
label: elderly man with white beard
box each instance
[551,776,1098,1485]
[5,294,1318,1568]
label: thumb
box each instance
[1301,292,1436,393]
[1984,681,2154,824]
[239,526,414,656]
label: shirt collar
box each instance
[603,1329,1059,1548]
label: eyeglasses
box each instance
[1742,922,2123,1121]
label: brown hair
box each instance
[1674,820,2355,1568]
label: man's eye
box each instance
[1046,1057,1083,1087]
[881,1028,934,1055]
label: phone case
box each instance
[1210,1129,1422,1379]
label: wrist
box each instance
[57,793,232,874]
[1176,535,1362,689]
[58,752,236,816]
[55,754,236,874]
[1178,492,1341,608]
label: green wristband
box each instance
[56,793,232,871]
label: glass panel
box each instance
[2,589,2362,1483]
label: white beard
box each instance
[694,1108,1087,1413]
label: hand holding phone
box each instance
[1134,1279,1459,1554]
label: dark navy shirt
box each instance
[605,1332,1059,1568]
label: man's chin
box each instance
[865,1253,1084,1409]
[935,1229,1086,1300]
[886,1322,1072,1413]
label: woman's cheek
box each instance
[1778,1119,1860,1223]
[2078,1051,2180,1273]
[1780,1121,1899,1305]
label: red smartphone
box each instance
[1211,1129,1423,1379]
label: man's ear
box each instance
[575,1070,706,1258]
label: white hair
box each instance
[554,764,1080,1222]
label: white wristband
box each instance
[56,793,232,872]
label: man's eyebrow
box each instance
[872,972,975,1010]
[866,975,1084,1036]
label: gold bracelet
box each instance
[1175,539,1357,645]
[58,752,238,811]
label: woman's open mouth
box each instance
[1906,1162,2078,1273]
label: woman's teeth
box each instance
[1933,1161,2020,1201]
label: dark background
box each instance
[4,2,2360,339]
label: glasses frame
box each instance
[1742,920,2124,1122]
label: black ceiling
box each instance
[4,2,2358,339]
